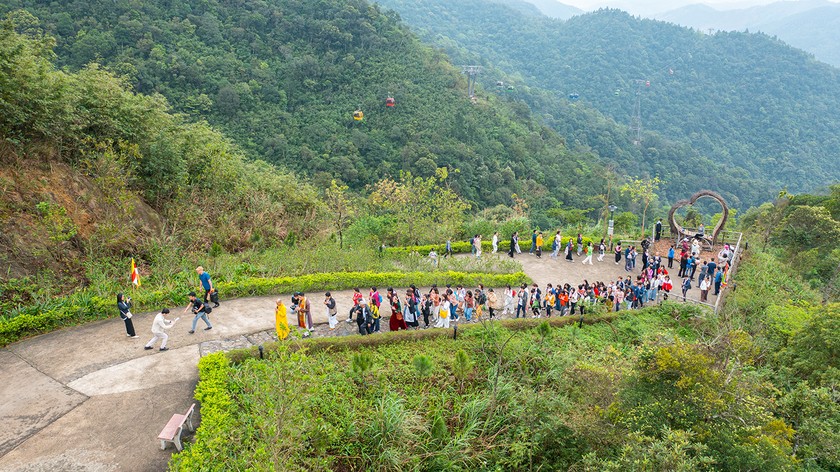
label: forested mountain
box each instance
[372,0,840,206]
[656,0,840,67]
[0,0,613,211]
[498,0,583,19]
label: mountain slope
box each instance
[372,0,840,205]
[0,0,609,211]
[656,0,840,67]
[0,17,322,283]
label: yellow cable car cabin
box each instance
[353,110,364,121]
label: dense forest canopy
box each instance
[373,0,840,207]
[0,0,622,213]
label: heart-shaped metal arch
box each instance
[667,190,729,247]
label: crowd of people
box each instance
[117,266,222,351]
[122,232,737,346]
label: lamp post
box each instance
[608,205,618,250]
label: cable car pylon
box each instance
[461,65,481,98]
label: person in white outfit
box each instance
[434,299,451,328]
[492,232,499,253]
[503,285,515,315]
[144,308,178,351]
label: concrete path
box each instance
[0,253,650,471]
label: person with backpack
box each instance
[535,232,544,258]
[530,230,538,255]
[475,284,486,319]
[544,285,556,317]
[196,266,219,308]
[184,291,212,334]
[681,277,692,301]
[369,287,382,333]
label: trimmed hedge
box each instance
[0,270,530,347]
[168,353,235,470]
[386,236,601,256]
[226,311,618,364]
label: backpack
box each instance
[204,304,212,314]
[477,292,487,304]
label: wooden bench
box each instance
[158,403,196,451]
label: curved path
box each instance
[0,250,667,471]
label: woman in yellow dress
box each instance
[275,298,290,340]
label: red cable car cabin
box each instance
[385,97,395,107]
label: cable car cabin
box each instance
[496,81,504,87]
[568,93,579,101]
[353,110,364,121]
[506,85,515,92]
[385,97,395,107]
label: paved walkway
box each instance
[0,252,650,471]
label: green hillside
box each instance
[372,0,840,207]
[0,0,611,210]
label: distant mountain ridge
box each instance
[655,0,840,66]
[373,0,840,206]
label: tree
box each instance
[774,205,840,253]
[620,176,662,238]
[324,179,354,249]
[367,168,469,246]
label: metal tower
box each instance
[630,79,649,146]
[462,66,481,98]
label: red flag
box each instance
[130,258,141,287]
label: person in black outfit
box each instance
[508,232,517,258]
[655,219,662,241]
[356,300,373,335]
[117,293,138,338]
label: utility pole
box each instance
[630,78,649,146]
[462,66,481,98]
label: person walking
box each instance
[325,292,338,330]
[196,266,219,308]
[117,293,138,338]
[275,298,290,340]
[445,238,453,258]
[565,239,574,262]
[297,292,313,334]
[700,276,710,302]
[597,239,606,262]
[475,234,483,259]
[184,291,212,334]
[492,232,499,253]
[529,230,538,255]
[655,219,663,241]
[508,232,517,258]
[516,285,529,318]
[681,277,692,301]
[144,308,178,351]
[551,231,562,259]
[582,242,594,265]
[576,233,584,256]
[503,285,515,316]
[487,288,498,319]
[535,232,544,258]
[614,243,622,265]
[668,245,675,269]
[356,299,372,335]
